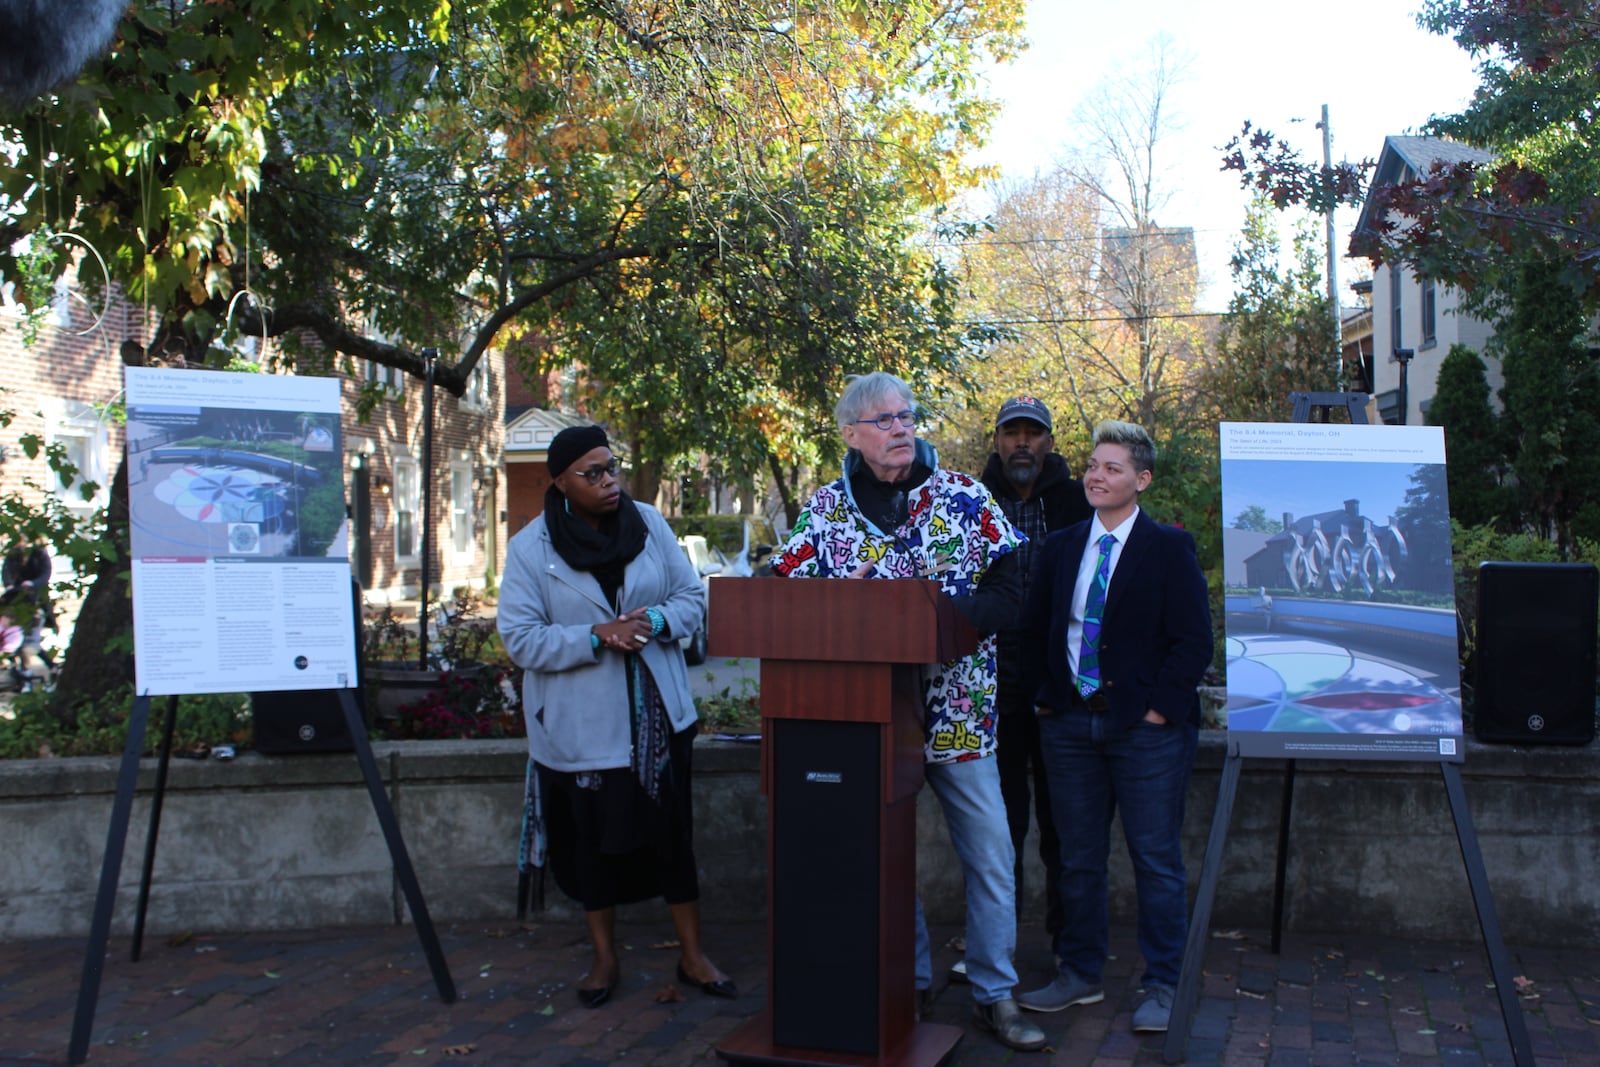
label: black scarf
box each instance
[543,484,649,605]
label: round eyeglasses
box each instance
[854,409,918,431]
[573,458,621,484]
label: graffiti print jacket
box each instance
[772,439,1022,763]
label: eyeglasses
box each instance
[853,409,918,431]
[573,459,621,484]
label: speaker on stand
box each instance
[1473,562,1598,745]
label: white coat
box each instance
[497,502,704,772]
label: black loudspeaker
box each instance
[1474,562,1599,745]
[251,688,364,753]
[770,718,881,1054]
[251,577,368,754]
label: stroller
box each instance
[0,607,54,694]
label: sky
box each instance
[963,0,1486,311]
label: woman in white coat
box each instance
[498,425,734,1008]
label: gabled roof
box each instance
[504,407,601,456]
[1352,135,1496,241]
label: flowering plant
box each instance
[393,665,524,740]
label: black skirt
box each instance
[539,721,700,912]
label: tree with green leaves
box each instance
[1,0,1024,714]
[1198,196,1336,424]
[1424,343,1512,530]
[1493,261,1600,551]
[1231,505,1282,534]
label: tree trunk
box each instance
[51,443,134,722]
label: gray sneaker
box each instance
[1132,983,1174,1032]
[1016,971,1104,1013]
[973,997,1047,1052]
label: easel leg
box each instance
[338,688,457,1004]
[1270,759,1296,953]
[131,694,180,962]
[1163,749,1243,1065]
[1441,762,1535,1066]
[69,693,154,1065]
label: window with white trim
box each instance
[46,399,110,515]
[460,360,490,412]
[393,458,420,562]
[1420,278,1437,347]
[1389,265,1403,352]
[365,359,401,393]
[450,461,475,559]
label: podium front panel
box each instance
[770,719,881,1054]
[758,661,896,723]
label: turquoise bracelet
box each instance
[645,607,665,636]
[590,631,600,650]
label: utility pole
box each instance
[1319,104,1344,389]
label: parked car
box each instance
[669,515,781,577]
[675,534,724,665]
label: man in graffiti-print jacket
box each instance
[772,372,1043,1052]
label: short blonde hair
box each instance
[1093,420,1156,474]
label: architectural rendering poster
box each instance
[1220,422,1463,762]
[127,367,358,696]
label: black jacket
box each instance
[981,452,1091,704]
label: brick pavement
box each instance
[1,917,1594,1066]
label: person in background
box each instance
[2,538,56,686]
[969,396,1090,975]
[772,372,1045,1052]
[1016,420,1212,1034]
[498,425,734,1009]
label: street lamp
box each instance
[1392,347,1415,426]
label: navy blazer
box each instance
[1022,509,1213,731]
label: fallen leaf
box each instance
[1514,976,1535,992]
[539,1005,554,1016]
[1236,989,1266,1000]
[166,931,194,948]
[263,971,281,979]
[411,1049,428,1056]
[1418,1029,1436,1036]
[1400,1007,1424,1015]
[651,939,682,950]
[1355,1000,1369,1006]
[1212,929,1247,940]
[442,1044,476,1056]
[655,982,687,1004]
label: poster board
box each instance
[1219,422,1463,762]
[126,367,357,696]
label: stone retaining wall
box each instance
[3,734,1595,947]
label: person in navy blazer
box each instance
[1014,420,1212,1035]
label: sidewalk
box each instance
[2,916,1594,1066]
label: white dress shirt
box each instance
[1064,507,1140,681]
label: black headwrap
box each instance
[547,424,610,478]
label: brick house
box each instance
[1,278,508,653]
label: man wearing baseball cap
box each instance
[980,396,1090,960]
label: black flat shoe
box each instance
[677,962,738,1000]
[576,976,616,1008]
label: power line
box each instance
[963,311,1222,326]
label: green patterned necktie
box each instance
[1077,533,1117,697]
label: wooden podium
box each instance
[709,576,976,1067]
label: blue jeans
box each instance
[1039,709,1197,987]
[914,755,1018,1005]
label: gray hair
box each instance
[1093,419,1157,474]
[835,372,913,429]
